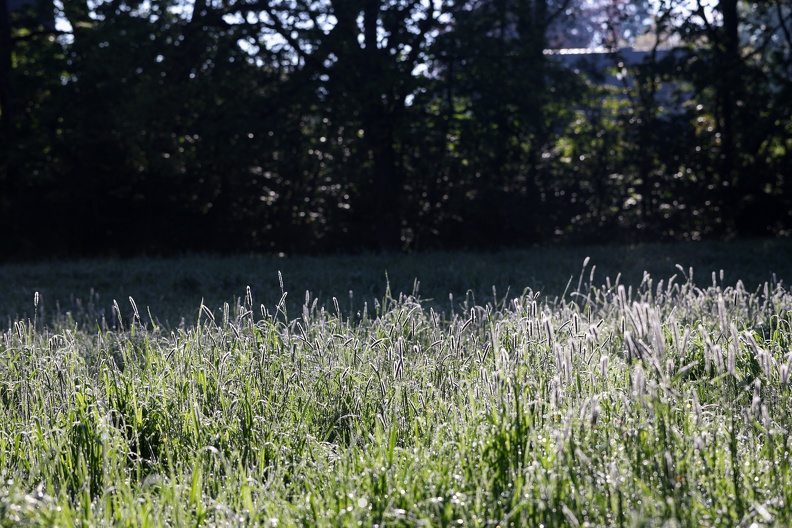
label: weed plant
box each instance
[2,258,792,526]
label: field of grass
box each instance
[1,239,792,526]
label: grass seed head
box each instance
[599,354,609,379]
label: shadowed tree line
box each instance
[1,0,790,259]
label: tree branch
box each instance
[775,0,792,50]
[10,28,71,42]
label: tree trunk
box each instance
[372,121,401,250]
[717,0,744,231]
[363,0,402,251]
[0,0,15,134]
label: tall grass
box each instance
[2,251,792,526]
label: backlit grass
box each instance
[2,242,792,526]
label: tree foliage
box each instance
[0,0,790,259]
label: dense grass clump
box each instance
[2,259,792,526]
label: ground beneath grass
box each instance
[2,238,790,328]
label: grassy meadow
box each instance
[1,239,792,526]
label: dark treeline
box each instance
[1,0,790,259]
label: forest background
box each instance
[1,0,791,260]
